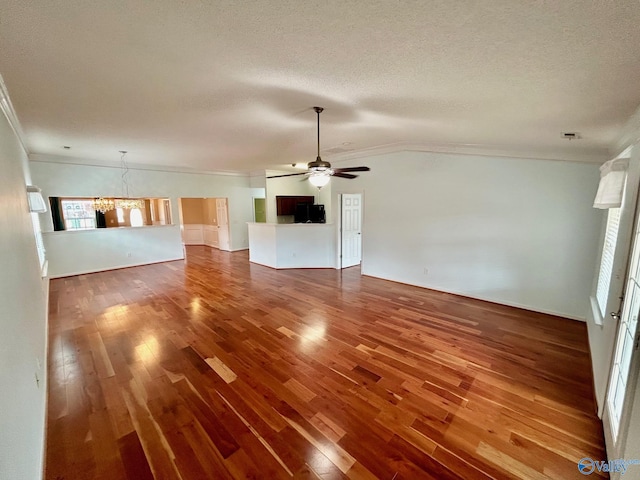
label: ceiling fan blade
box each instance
[333,166,370,173]
[332,172,358,179]
[267,172,308,179]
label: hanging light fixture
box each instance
[267,107,370,185]
[114,150,144,210]
[92,197,115,213]
[308,106,331,189]
[308,173,330,188]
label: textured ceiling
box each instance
[1,1,640,172]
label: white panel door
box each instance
[341,194,362,268]
[216,198,230,251]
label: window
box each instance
[116,207,125,224]
[596,207,621,316]
[61,199,97,230]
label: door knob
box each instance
[610,311,621,321]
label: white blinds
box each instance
[593,158,629,209]
[30,212,46,272]
[596,207,621,316]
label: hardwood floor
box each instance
[45,246,606,479]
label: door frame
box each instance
[601,149,640,470]
[252,196,266,223]
[603,269,640,476]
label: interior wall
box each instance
[30,158,259,276]
[44,226,183,278]
[622,374,640,469]
[180,198,205,224]
[331,150,603,319]
[0,113,48,479]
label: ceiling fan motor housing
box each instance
[308,157,332,172]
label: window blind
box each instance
[30,212,46,272]
[596,207,621,316]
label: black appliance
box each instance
[294,203,325,223]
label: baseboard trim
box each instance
[361,272,586,321]
[49,257,185,279]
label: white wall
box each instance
[44,226,183,277]
[30,158,259,276]
[0,112,48,478]
[331,151,603,319]
[248,223,336,268]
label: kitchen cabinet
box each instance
[276,195,314,215]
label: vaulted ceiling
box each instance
[1,1,640,172]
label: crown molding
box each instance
[0,73,28,154]
[612,105,640,157]
[326,141,609,165]
[29,153,249,177]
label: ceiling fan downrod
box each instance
[314,106,323,162]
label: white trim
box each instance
[39,274,49,480]
[29,153,249,177]
[590,295,605,327]
[0,73,29,155]
[47,257,185,279]
[42,223,178,235]
[361,272,587,321]
[612,104,640,156]
[327,141,608,165]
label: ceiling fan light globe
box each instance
[309,174,330,188]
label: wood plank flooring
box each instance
[45,246,607,479]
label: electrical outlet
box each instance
[127,252,132,257]
[423,267,428,275]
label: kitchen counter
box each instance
[247,222,336,269]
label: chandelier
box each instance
[117,150,143,209]
[92,150,143,213]
[92,197,115,213]
[115,198,144,209]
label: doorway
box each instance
[253,197,266,223]
[340,193,362,268]
[178,197,230,251]
[603,216,640,462]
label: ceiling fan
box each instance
[267,106,370,187]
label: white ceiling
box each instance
[1,1,640,172]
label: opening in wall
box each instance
[49,197,172,231]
